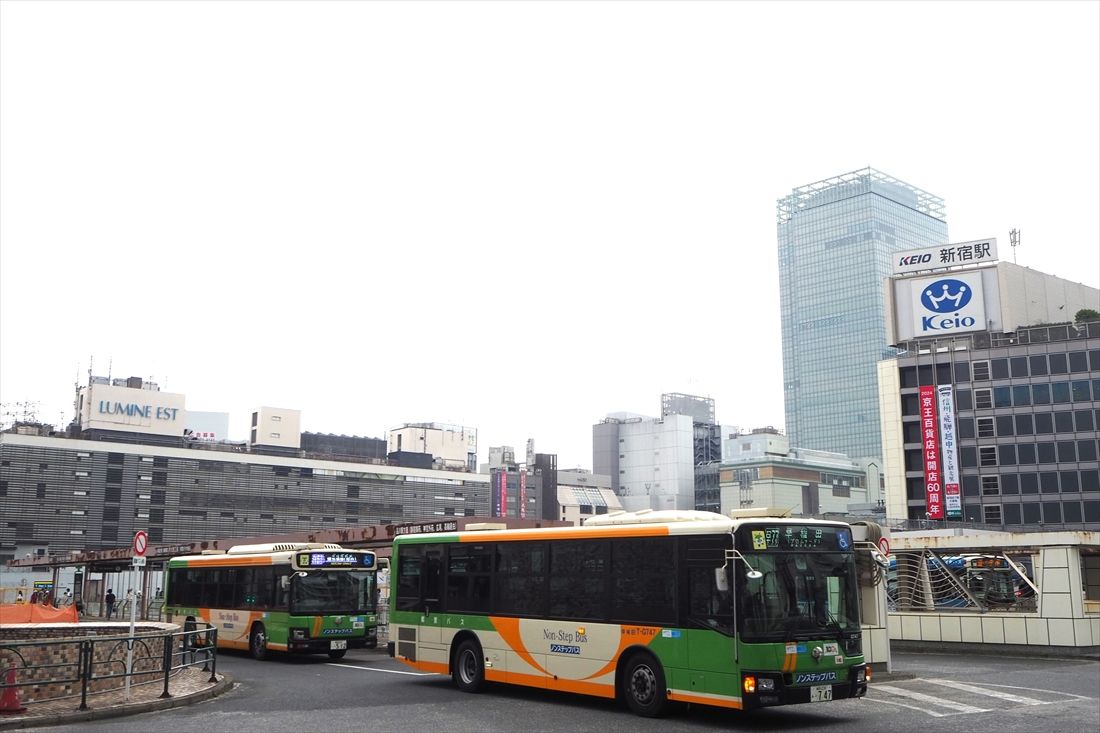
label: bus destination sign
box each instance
[742,525,852,552]
[294,551,375,570]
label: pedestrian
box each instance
[63,588,73,605]
[105,588,116,620]
[15,590,25,604]
[29,590,39,604]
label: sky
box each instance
[1,1,1098,472]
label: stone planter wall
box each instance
[0,622,181,704]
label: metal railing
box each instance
[0,624,217,710]
[887,549,1038,614]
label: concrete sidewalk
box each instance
[0,667,231,730]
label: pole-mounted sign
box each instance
[133,530,148,557]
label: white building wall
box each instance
[251,407,301,449]
[79,383,187,437]
[616,414,695,512]
[996,262,1100,332]
[877,360,907,519]
[719,478,867,517]
[723,431,789,461]
[556,486,623,526]
[388,424,477,469]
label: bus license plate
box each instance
[330,640,347,650]
[810,685,832,702]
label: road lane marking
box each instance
[873,684,990,714]
[919,679,1045,705]
[978,682,1097,702]
[864,695,949,717]
[327,663,438,676]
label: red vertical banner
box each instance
[519,469,527,519]
[499,471,509,518]
[920,385,943,519]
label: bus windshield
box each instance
[291,570,375,615]
[739,552,860,641]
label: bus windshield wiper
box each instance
[818,610,844,641]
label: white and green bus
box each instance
[388,510,871,716]
[166,542,379,660]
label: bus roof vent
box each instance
[584,510,728,526]
[226,542,346,554]
[465,523,507,532]
[728,507,793,519]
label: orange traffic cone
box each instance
[0,663,26,714]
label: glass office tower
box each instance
[777,168,948,460]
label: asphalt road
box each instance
[34,648,1100,733]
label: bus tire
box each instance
[250,623,269,661]
[327,649,347,659]
[452,639,485,693]
[620,652,668,717]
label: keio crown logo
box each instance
[920,279,972,312]
[918,277,979,332]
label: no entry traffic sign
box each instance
[133,530,149,557]
[877,536,891,557]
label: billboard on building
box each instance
[936,385,962,520]
[893,238,998,275]
[492,471,508,518]
[910,270,987,338]
[79,384,186,437]
[186,411,230,442]
[919,386,943,520]
[519,469,527,519]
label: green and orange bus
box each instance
[388,510,870,716]
[165,542,379,659]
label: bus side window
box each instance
[200,569,221,608]
[237,568,254,608]
[396,545,424,612]
[423,548,443,613]
[167,569,183,605]
[253,567,274,608]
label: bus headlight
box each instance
[290,628,308,640]
[758,678,776,691]
[855,667,867,683]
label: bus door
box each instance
[684,537,737,686]
[396,545,443,646]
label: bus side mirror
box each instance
[715,567,729,592]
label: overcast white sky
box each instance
[1,1,1097,471]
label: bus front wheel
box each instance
[621,652,668,717]
[327,649,347,660]
[452,639,485,693]
[250,624,269,661]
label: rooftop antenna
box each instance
[1010,228,1020,264]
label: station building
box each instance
[878,239,1100,529]
[0,429,494,563]
[0,377,498,563]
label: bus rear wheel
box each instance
[452,639,485,693]
[250,624,269,661]
[621,652,668,717]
